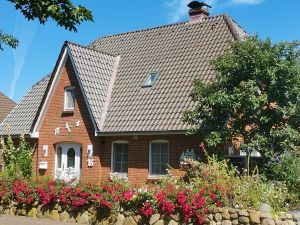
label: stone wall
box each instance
[0,203,297,225]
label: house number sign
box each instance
[179,149,198,164]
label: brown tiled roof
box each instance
[0,92,16,123]
[90,14,247,133]
[0,14,248,135]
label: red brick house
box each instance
[0,2,247,184]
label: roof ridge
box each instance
[65,41,117,57]
[89,14,226,47]
[223,14,247,41]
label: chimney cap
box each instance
[187,1,212,9]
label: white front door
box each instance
[55,143,81,182]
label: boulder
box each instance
[232,219,239,225]
[59,211,75,222]
[238,216,250,224]
[214,213,223,222]
[76,211,90,224]
[49,210,59,220]
[230,213,238,219]
[222,220,232,225]
[124,216,137,225]
[249,210,261,224]
[27,208,37,217]
[262,218,276,225]
[239,210,249,217]
[150,214,160,224]
[221,209,230,220]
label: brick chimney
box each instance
[188,1,211,22]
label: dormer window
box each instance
[142,71,159,88]
[64,87,75,111]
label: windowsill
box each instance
[147,175,167,180]
[110,172,128,179]
[62,110,74,115]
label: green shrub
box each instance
[266,151,300,205]
[178,153,289,212]
[1,135,34,179]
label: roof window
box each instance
[142,71,159,88]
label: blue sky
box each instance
[0,0,299,102]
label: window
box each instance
[64,87,75,111]
[111,142,128,174]
[142,72,159,87]
[56,147,62,169]
[149,141,169,176]
[67,148,75,168]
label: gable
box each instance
[32,43,120,136]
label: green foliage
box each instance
[183,36,300,158]
[1,135,34,179]
[1,0,93,50]
[178,155,289,212]
[266,151,300,205]
[0,31,19,50]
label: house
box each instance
[0,1,247,184]
[0,92,16,124]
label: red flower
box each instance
[156,191,167,204]
[216,201,224,207]
[162,201,175,214]
[140,202,153,217]
[209,193,216,202]
[101,199,112,209]
[176,192,187,205]
[198,142,205,153]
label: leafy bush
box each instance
[1,135,34,179]
[266,151,300,205]
[176,153,289,212]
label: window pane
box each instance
[122,163,128,173]
[114,153,122,162]
[57,147,62,169]
[67,148,75,168]
[152,143,160,154]
[161,143,168,154]
[152,153,160,163]
[65,88,75,109]
[150,142,169,175]
[112,143,128,174]
[161,153,168,163]
[114,163,122,173]
[161,164,168,175]
[151,164,160,175]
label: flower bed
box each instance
[0,177,297,224]
[2,178,227,224]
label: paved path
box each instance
[0,215,80,225]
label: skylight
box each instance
[142,71,159,88]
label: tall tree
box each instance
[183,36,300,158]
[0,0,93,50]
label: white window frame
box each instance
[64,86,75,111]
[111,140,129,177]
[148,140,169,178]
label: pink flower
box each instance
[124,191,133,201]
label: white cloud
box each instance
[165,0,264,22]
[9,13,37,99]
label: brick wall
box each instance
[34,57,202,185]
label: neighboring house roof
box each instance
[0,92,16,123]
[0,75,51,135]
[0,14,247,136]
